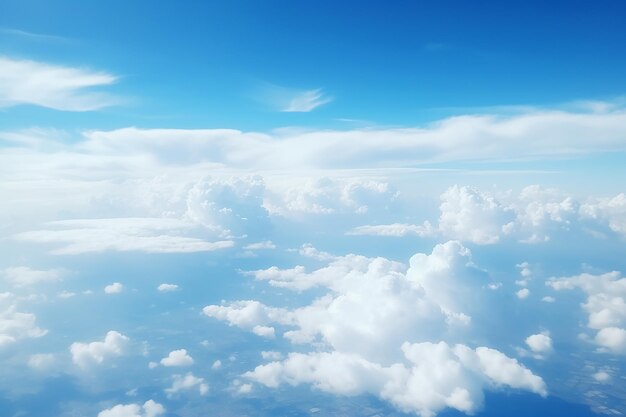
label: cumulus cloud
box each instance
[548,271,626,354]
[157,283,178,292]
[0,294,47,347]
[245,342,546,417]
[97,400,165,417]
[16,218,234,255]
[516,288,530,299]
[165,372,209,397]
[70,330,129,368]
[206,242,545,416]
[0,56,119,111]
[2,266,63,287]
[519,332,553,359]
[160,349,194,367]
[104,282,123,294]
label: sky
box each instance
[1,1,626,417]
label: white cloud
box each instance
[593,371,611,383]
[261,351,283,361]
[58,290,76,299]
[97,400,165,417]
[27,353,56,370]
[252,325,275,338]
[165,372,209,397]
[16,218,234,255]
[243,240,276,250]
[541,296,555,303]
[0,294,47,347]
[438,186,513,244]
[348,222,435,237]
[2,266,63,287]
[70,330,129,368]
[523,332,553,359]
[548,271,626,354]
[516,288,530,299]
[0,56,118,111]
[157,283,178,292]
[160,349,194,367]
[211,359,222,370]
[580,193,626,236]
[256,83,332,112]
[245,342,546,417]
[104,282,123,294]
[207,242,546,416]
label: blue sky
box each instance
[1,2,626,417]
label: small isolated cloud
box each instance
[593,371,611,383]
[256,82,332,112]
[104,282,123,294]
[243,241,276,250]
[524,332,553,359]
[0,56,119,111]
[2,266,63,287]
[157,283,178,293]
[160,349,194,367]
[516,288,530,299]
[211,360,222,370]
[27,353,56,370]
[0,294,47,346]
[541,296,555,303]
[165,372,209,397]
[70,330,129,368]
[97,400,165,417]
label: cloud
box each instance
[0,56,119,111]
[28,353,56,370]
[0,293,47,346]
[348,222,435,237]
[206,242,546,416]
[516,288,530,299]
[70,330,129,368]
[104,282,123,294]
[157,283,178,292]
[2,266,63,287]
[160,349,194,367]
[97,400,165,417]
[243,240,276,250]
[245,342,546,417]
[16,218,234,255]
[256,83,332,112]
[525,333,552,354]
[165,372,209,397]
[547,271,626,354]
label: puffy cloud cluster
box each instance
[548,272,626,354]
[264,177,396,217]
[349,185,617,244]
[70,330,129,368]
[97,400,165,417]
[205,242,546,416]
[185,176,269,238]
[246,342,546,417]
[0,293,47,347]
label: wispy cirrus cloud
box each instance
[0,56,119,111]
[255,82,332,112]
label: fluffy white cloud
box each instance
[160,349,194,367]
[0,294,47,347]
[438,186,513,244]
[16,218,234,255]
[516,288,530,299]
[243,240,276,250]
[207,242,545,416]
[157,283,178,292]
[0,56,119,111]
[70,330,129,368]
[2,266,63,287]
[580,193,626,236]
[165,372,209,397]
[104,282,123,294]
[522,332,553,359]
[97,400,165,417]
[246,342,546,417]
[548,271,626,354]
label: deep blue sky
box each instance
[2,0,626,130]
